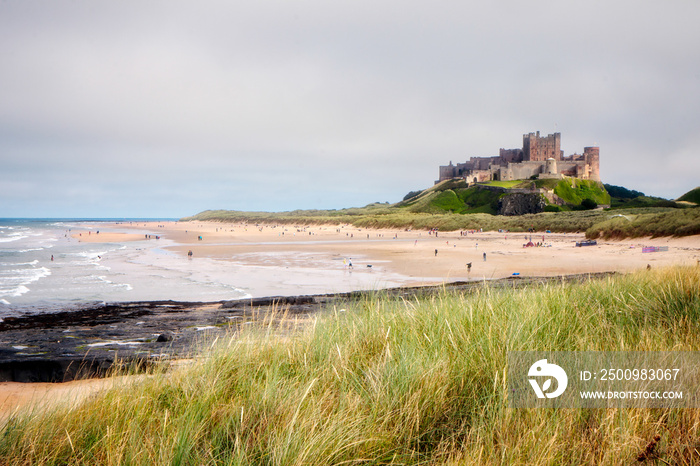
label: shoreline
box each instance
[71,220,700,285]
[0,271,618,420]
[0,271,618,381]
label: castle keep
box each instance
[438,131,600,184]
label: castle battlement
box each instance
[438,131,599,184]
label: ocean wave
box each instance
[0,266,51,286]
[77,251,107,259]
[8,285,30,297]
[0,235,28,243]
[97,275,133,291]
[223,284,251,299]
[12,260,39,266]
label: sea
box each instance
[0,219,413,319]
[0,219,251,318]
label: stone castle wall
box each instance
[438,131,600,184]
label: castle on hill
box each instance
[438,131,600,184]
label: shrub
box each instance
[580,198,598,210]
[604,183,645,199]
[402,190,424,201]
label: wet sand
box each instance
[72,231,147,243]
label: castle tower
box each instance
[583,146,600,181]
[545,157,558,175]
[523,131,561,161]
[522,131,538,161]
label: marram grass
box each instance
[184,205,700,238]
[2,266,700,465]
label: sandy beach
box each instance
[0,376,144,424]
[75,220,700,283]
[3,221,696,419]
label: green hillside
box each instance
[399,177,609,214]
[186,178,610,220]
[182,180,700,238]
[552,178,610,206]
[603,183,680,208]
[397,180,502,215]
[604,184,645,199]
[678,187,700,204]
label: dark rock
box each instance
[156,333,172,343]
[498,193,547,216]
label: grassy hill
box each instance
[678,186,700,205]
[585,207,700,238]
[604,183,680,209]
[552,178,610,206]
[183,179,700,238]
[396,177,610,214]
[186,178,609,222]
[395,180,501,215]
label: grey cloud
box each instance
[1,0,699,217]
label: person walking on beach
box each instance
[435,249,438,256]
[483,252,486,261]
[467,262,472,273]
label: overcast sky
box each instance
[1,0,698,218]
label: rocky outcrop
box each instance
[498,193,547,216]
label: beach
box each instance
[2,220,699,419]
[75,221,700,284]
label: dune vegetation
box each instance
[183,181,700,239]
[184,205,700,239]
[2,266,700,464]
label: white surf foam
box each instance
[96,275,133,291]
[9,285,30,297]
[0,235,28,243]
